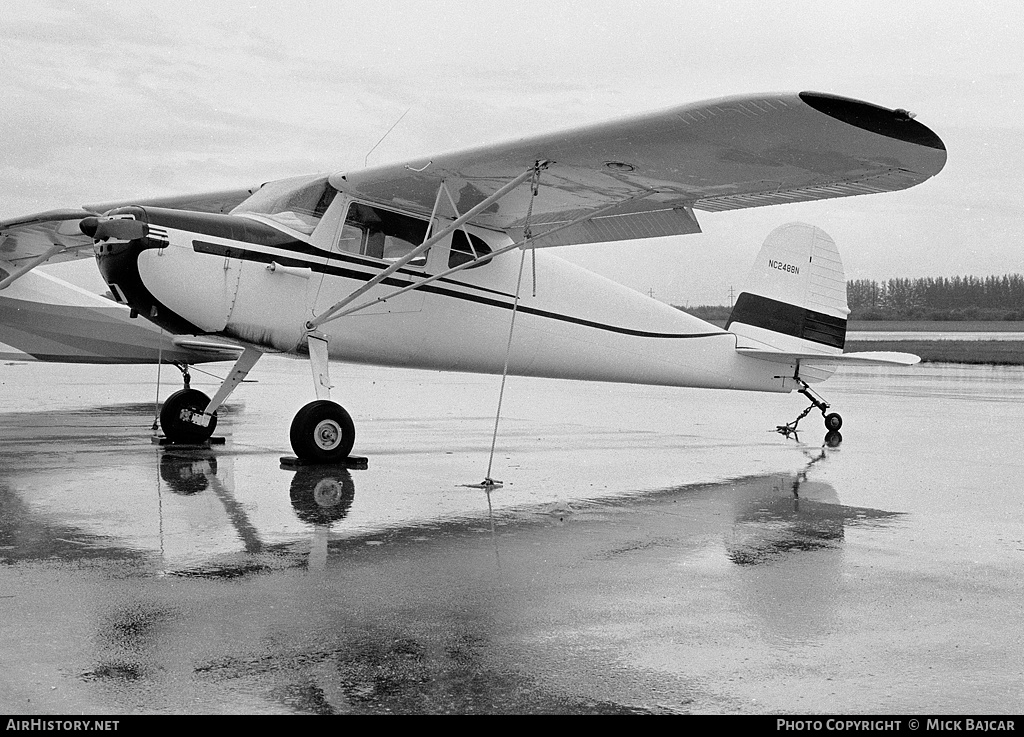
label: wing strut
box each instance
[304,163,546,332]
[0,244,65,290]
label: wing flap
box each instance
[507,204,702,247]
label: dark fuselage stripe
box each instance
[144,205,515,298]
[192,240,726,340]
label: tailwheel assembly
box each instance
[776,378,842,439]
[289,400,356,464]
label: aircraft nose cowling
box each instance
[81,216,148,242]
[93,207,203,335]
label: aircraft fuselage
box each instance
[94,200,797,394]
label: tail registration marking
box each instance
[768,259,800,274]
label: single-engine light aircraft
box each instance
[0,91,946,462]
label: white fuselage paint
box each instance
[136,220,798,394]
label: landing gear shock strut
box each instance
[776,378,843,439]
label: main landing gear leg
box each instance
[171,362,192,389]
[776,378,843,441]
[159,348,262,445]
[152,362,193,433]
[288,334,356,464]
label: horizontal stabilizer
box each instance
[738,348,920,366]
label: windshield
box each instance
[231,174,337,235]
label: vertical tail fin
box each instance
[726,223,849,357]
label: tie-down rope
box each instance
[479,163,543,488]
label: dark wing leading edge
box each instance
[330,91,946,247]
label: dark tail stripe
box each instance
[725,292,846,349]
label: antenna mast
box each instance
[364,108,411,168]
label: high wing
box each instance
[0,186,258,283]
[330,91,946,247]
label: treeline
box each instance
[847,275,1024,320]
[679,305,732,322]
[674,275,1024,322]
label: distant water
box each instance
[847,331,1024,341]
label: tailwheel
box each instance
[824,412,843,432]
[289,400,355,464]
[160,389,217,444]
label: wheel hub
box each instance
[313,419,342,451]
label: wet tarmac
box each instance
[0,358,1021,714]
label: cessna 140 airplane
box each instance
[0,91,946,464]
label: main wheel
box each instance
[160,389,217,444]
[824,412,843,432]
[289,400,355,464]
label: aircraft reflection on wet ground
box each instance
[0,400,880,580]
[1,360,1022,714]
[0,407,900,714]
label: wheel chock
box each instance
[279,455,369,470]
[151,435,226,447]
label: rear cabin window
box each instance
[449,230,493,269]
[339,202,430,267]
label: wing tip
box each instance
[798,91,946,152]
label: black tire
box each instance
[160,389,217,444]
[824,412,843,432]
[289,400,355,463]
[824,431,843,448]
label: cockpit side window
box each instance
[341,202,430,267]
[449,230,493,269]
[231,174,336,235]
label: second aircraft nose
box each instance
[80,215,149,242]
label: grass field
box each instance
[844,339,1024,365]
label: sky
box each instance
[2,0,1021,304]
